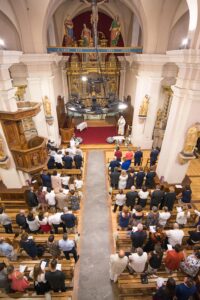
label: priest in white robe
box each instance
[118,116,126,135]
[109,250,128,282]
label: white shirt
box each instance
[29,270,46,284]
[115,194,126,206]
[75,179,83,189]
[159,211,171,226]
[26,218,40,231]
[176,211,190,225]
[59,239,75,251]
[48,213,63,225]
[138,190,149,199]
[61,176,70,186]
[166,229,184,246]
[45,191,56,206]
[129,252,148,273]
[35,216,48,226]
[54,153,63,164]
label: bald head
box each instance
[137,223,143,231]
[20,210,25,215]
[137,247,143,256]
[173,223,179,229]
[118,250,125,258]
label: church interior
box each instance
[0,0,200,299]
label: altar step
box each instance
[74,116,116,127]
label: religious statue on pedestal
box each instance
[81,24,91,46]
[139,95,149,117]
[183,125,199,156]
[179,123,200,164]
[110,16,121,46]
[43,96,54,125]
[64,15,74,46]
[118,115,126,136]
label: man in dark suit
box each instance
[134,147,143,166]
[150,148,159,166]
[41,170,51,188]
[126,186,138,210]
[150,185,164,209]
[109,157,121,172]
[62,152,73,169]
[131,223,147,249]
[187,225,200,245]
[27,187,38,209]
[74,154,83,169]
[110,167,120,189]
[135,167,145,189]
[145,168,156,188]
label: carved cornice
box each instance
[0,102,41,121]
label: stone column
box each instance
[22,54,63,146]
[131,55,167,148]
[118,58,127,100]
[0,50,29,188]
[157,50,200,184]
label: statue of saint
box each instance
[118,115,126,136]
[183,125,199,155]
[0,137,7,161]
[110,16,121,46]
[81,24,91,46]
[139,95,149,117]
[64,15,74,46]
[43,96,52,117]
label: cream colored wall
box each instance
[168,12,189,50]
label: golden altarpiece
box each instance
[66,52,121,117]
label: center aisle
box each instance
[77,150,115,300]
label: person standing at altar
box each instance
[118,116,126,136]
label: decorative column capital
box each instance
[0,50,22,66]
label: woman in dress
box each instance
[7,264,29,292]
[114,146,122,162]
[118,206,131,230]
[138,186,149,208]
[68,176,76,191]
[37,187,48,211]
[126,168,135,189]
[180,250,200,277]
[68,190,80,211]
[118,170,128,189]
[36,212,52,233]
[130,205,144,226]
[29,264,50,295]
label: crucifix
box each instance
[81,0,108,47]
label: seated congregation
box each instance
[108,146,200,300]
[0,141,84,298]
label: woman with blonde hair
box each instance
[118,170,128,189]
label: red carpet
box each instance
[75,126,117,144]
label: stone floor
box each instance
[77,150,118,300]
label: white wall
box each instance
[0,11,21,50]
